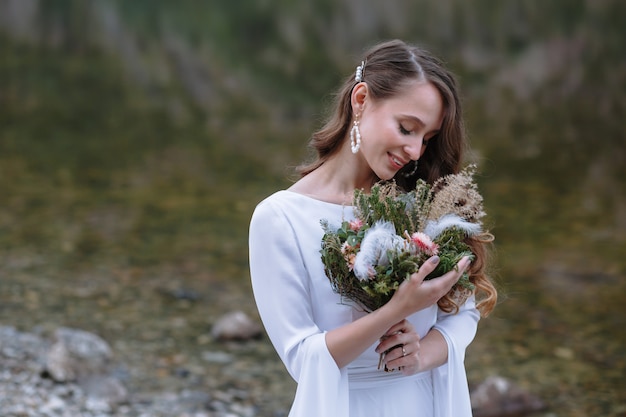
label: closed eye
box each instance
[399,124,412,135]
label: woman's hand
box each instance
[375,255,471,374]
[376,319,421,375]
[376,321,449,375]
[388,255,471,318]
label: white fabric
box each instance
[249,190,480,417]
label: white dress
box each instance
[249,190,480,417]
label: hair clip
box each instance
[355,61,365,82]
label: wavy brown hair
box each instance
[298,39,497,316]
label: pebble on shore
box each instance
[0,325,258,417]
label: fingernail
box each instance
[430,256,440,264]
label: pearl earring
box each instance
[350,119,361,154]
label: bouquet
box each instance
[320,165,487,313]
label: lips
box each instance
[388,153,407,170]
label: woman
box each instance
[249,39,497,417]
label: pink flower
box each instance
[346,253,356,271]
[349,219,364,231]
[341,241,351,255]
[410,232,439,256]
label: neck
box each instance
[326,156,377,192]
[289,150,378,205]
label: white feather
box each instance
[353,221,405,281]
[424,214,482,239]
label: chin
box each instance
[377,172,396,181]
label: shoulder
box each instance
[252,190,301,219]
[251,189,353,235]
[250,190,310,235]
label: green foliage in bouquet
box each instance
[425,227,474,285]
[320,165,485,312]
[352,178,432,235]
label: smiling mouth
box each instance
[389,154,406,169]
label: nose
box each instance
[403,137,424,161]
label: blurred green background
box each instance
[1,1,625,416]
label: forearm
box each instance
[325,302,404,369]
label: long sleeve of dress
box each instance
[249,197,350,416]
[432,295,480,417]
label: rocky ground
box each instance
[0,324,261,417]
[0,314,545,417]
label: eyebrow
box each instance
[401,114,425,128]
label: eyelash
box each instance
[399,125,433,146]
[399,123,438,150]
[399,125,412,135]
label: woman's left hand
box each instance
[376,319,421,375]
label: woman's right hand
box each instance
[389,255,471,317]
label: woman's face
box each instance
[357,80,444,181]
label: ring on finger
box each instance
[402,345,407,357]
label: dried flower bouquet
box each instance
[320,165,487,313]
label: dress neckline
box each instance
[282,190,354,208]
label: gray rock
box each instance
[0,326,47,374]
[211,311,263,341]
[202,350,234,364]
[45,327,113,382]
[79,375,129,410]
[471,375,546,417]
